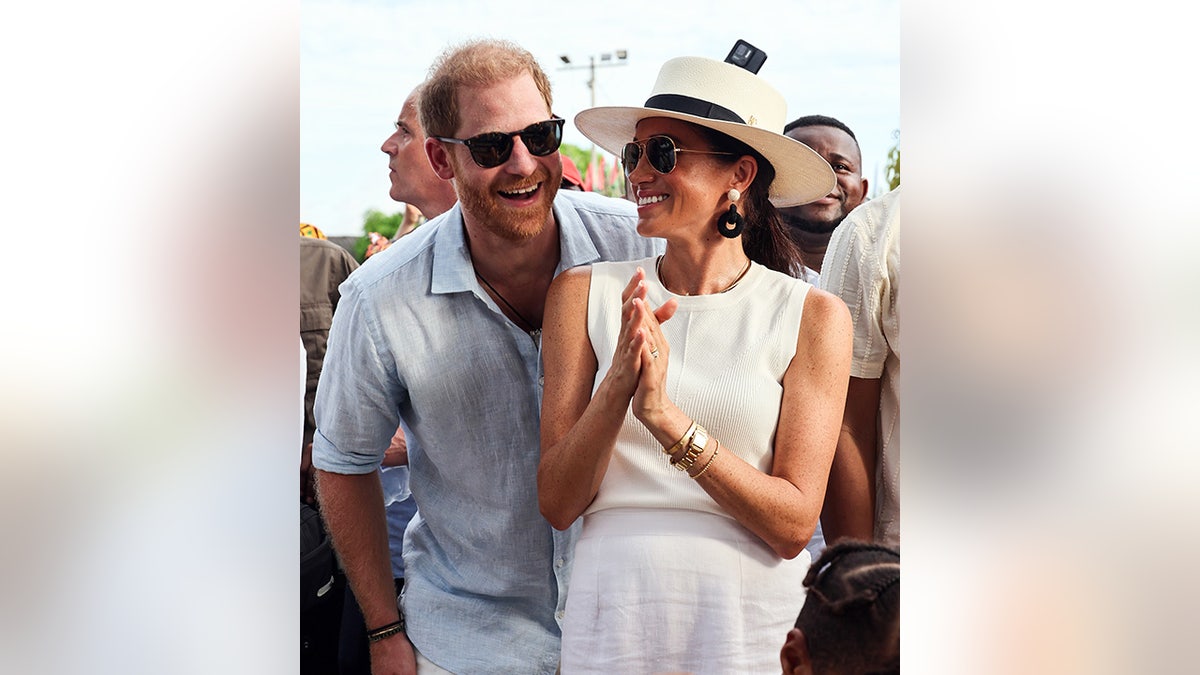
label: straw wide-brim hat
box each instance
[574,56,835,207]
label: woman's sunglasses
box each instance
[435,117,565,168]
[621,135,736,176]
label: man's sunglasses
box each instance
[434,117,565,168]
[622,135,736,177]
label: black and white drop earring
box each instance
[717,188,744,238]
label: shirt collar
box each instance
[430,203,475,295]
[552,191,602,274]
[429,192,604,295]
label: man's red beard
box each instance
[454,161,560,242]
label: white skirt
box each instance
[560,508,810,674]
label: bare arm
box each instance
[700,289,852,558]
[381,426,408,467]
[315,469,415,675]
[820,376,881,544]
[632,288,853,559]
[538,267,676,529]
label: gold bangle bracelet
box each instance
[664,421,699,458]
[689,439,720,479]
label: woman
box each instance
[538,52,853,673]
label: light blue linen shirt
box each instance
[313,189,661,674]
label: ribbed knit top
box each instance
[584,256,810,517]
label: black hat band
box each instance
[644,94,744,124]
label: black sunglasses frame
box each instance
[622,135,736,177]
[435,117,565,168]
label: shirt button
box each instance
[555,558,564,568]
[555,610,565,620]
[538,376,545,386]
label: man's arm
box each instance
[381,426,408,467]
[315,469,416,674]
[820,375,881,544]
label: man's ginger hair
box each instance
[420,38,554,139]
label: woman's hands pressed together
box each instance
[538,265,677,528]
[615,268,677,425]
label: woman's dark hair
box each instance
[695,125,804,275]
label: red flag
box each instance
[593,157,607,192]
[582,158,597,192]
[607,155,622,193]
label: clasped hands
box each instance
[613,268,678,426]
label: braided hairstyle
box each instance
[694,125,804,275]
[798,540,900,674]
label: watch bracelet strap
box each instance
[672,425,708,471]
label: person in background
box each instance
[300,231,358,504]
[299,229,359,671]
[818,187,900,548]
[778,115,868,283]
[301,221,329,240]
[559,151,584,191]
[365,82,459,259]
[780,540,899,675]
[776,114,868,562]
[312,39,659,674]
[538,47,851,672]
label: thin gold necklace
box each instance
[655,255,752,296]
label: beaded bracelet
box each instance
[366,617,406,643]
[689,439,720,479]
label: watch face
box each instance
[675,426,709,470]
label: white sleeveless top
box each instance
[584,256,810,517]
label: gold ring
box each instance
[650,347,660,359]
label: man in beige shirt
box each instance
[819,186,900,547]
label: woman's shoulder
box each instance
[799,285,853,345]
[551,264,593,295]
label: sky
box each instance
[301,0,900,235]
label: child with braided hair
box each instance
[781,540,900,674]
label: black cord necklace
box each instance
[475,270,537,333]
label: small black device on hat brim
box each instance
[725,39,766,74]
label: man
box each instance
[299,230,358,671]
[338,81,459,675]
[300,231,358,504]
[312,39,659,674]
[779,116,868,562]
[778,115,869,282]
[366,83,458,257]
[818,187,900,548]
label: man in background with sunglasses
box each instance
[312,38,660,675]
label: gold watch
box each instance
[673,425,709,472]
